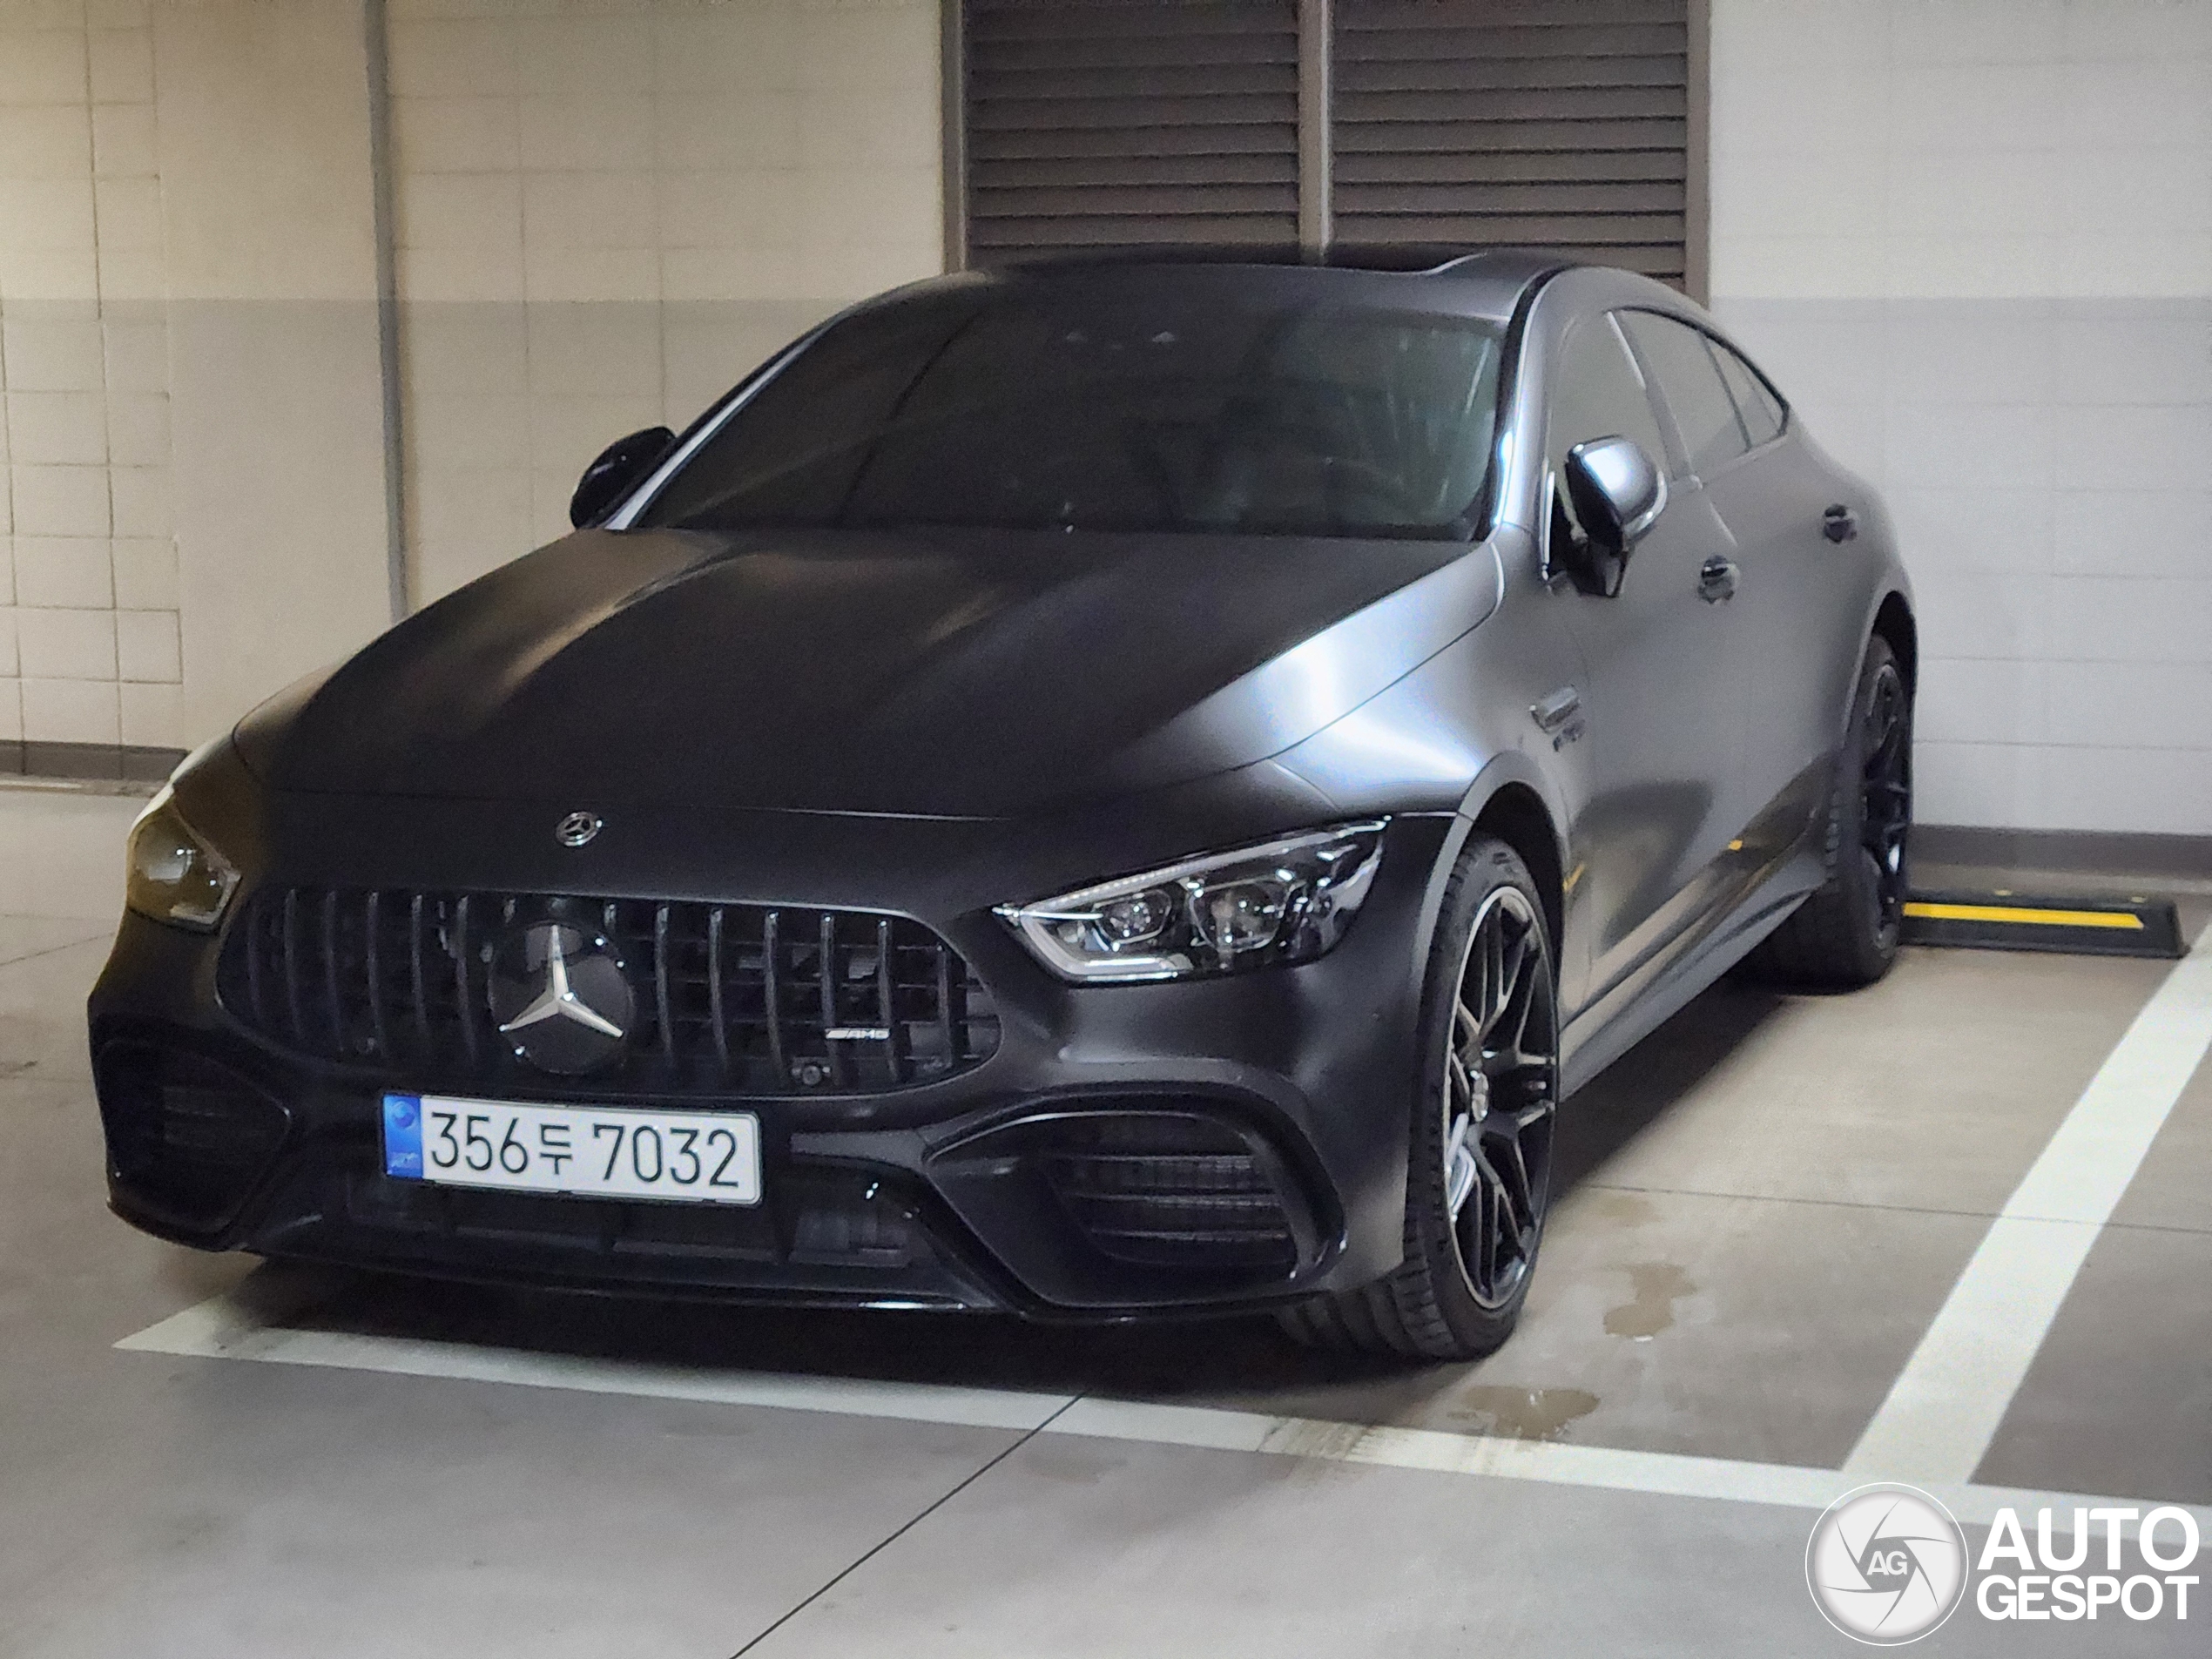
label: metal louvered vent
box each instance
[962,0,1301,262]
[1332,1,1691,283]
[217,889,1000,1098]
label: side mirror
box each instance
[570,426,675,529]
[1563,435,1665,558]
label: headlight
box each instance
[125,786,239,930]
[996,820,1388,982]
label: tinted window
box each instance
[1619,310,1749,479]
[637,288,1506,541]
[642,294,978,528]
[1544,314,1669,540]
[1710,338,1786,448]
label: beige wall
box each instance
[2,0,183,749]
[388,0,943,604]
[0,0,394,752]
[1708,0,2212,835]
[0,0,941,750]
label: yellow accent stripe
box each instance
[1903,901,2145,931]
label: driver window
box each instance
[1544,313,1669,551]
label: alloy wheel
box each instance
[1440,886,1559,1311]
[1859,662,1912,934]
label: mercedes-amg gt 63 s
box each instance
[91,252,1914,1360]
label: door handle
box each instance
[1697,556,1739,603]
[1531,685,1581,732]
[1823,503,1858,543]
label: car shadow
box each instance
[237,979,1792,1416]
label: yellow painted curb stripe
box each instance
[1903,901,2144,931]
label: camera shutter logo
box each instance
[1806,1484,1969,1644]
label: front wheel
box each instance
[1742,634,1912,988]
[1278,837,1560,1361]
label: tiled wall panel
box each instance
[1,0,392,752]
[1710,0,2212,835]
[0,0,169,746]
[388,0,944,605]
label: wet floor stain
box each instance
[1443,1386,1602,1441]
[1585,1190,1657,1226]
[1603,1262,1696,1339]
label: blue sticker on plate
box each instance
[382,1093,424,1178]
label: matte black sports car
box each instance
[91,251,1914,1360]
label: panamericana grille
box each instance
[217,887,1000,1096]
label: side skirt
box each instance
[1558,878,1811,1101]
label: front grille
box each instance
[1038,1113,1299,1275]
[217,887,1000,1096]
[97,1044,290,1231]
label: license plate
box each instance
[381,1093,761,1206]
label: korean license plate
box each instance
[381,1093,761,1206]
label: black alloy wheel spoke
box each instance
[1856,664,1912,919]
[1442,887,1560,1311]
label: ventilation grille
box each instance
[1039,1113,1299,1274]
[217,889,1000,1098]
[1332,0,1689,282]
[964,0,1301,262]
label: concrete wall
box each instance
[388,0,942,604]
[1709,0,2212,835]
[0,0,393,752]
[0,0,941,747]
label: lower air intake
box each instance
[96,1044,289,1232]
[1037,1112,1299,1275]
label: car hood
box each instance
[243,526,1498,817]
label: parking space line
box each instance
[118,1289,2212,1538]
[1846,919,2212,1486]
[117,1304,1074,1433]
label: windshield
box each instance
[637,287,1506,541]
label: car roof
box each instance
[957,244,1574,320]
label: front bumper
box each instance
[89,804,1455,1320]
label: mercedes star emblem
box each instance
[487,921,634,1075]
[555,811,603,847]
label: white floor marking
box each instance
[117,1305,1072,1433]
[118,1287,2212,1537]
[1847,919,2212,1485]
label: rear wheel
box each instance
[1743,635,1912,988]
[1278,837,1559,1361]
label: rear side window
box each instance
[1618,310,1749,479]
[1710,338,1787,448]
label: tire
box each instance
[1742,635,1912,989]
[1278,836,1561,1362]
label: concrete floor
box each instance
[3,786,2206,1656]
